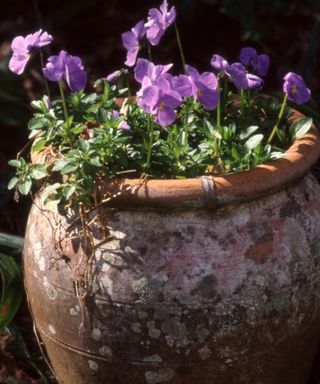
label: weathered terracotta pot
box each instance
[24,111,320,384]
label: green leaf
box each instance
[0,233,24,250]
[89,158,102,167]
[7,177,19,190]
[245,134,263,150]
[30,100,42,111]
[28,116,48,131]
[8,159,20,168]
[0,253,23,330]
[61,163,78,174]
[239,125,259,140]
[71,125,86,135]
[31,138,47,153]
[18,179,32,195]
[231,145,242,161]
[270,151,284,160]
[30,164,48,180]
[52,159,68,172]
[63,185,76,199]
[78,139,90,152]
[290,117,313,139]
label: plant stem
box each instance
[146,116,154,170]
[58,80,69,129]
[223,77,228,116]
[216,83,221,132]
[174,23,187,74]
[39,50,51,98]
[126,72,132,98]
[240,89,245,119]
[267,94,288,144]
[184,98,189,144]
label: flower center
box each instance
[159,102,165,111]
[291,84,298,94]
[197,89,203,97]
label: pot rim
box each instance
[103,109,320,208]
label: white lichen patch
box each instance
[43,277,57,300]
[33,242,42,263]
[138,311,148,319]
[38,256,46,271]
[145,368,175,384]
[142,355,163,363]
[198,345,212,361]
[147,321,161,339]
[196,328,210,343]
[99,345,113,357]
[48,324,56,335]
[131,322,142,333]
[69,308,79,316]
[88,360,99,371]
[165,335,174,348]
[91,328,102,341]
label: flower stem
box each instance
[216,83,221,131]
[39,50,51,98]
[58,80,69,129]
[267,94,288,144]
[146,116,154,170]
[174,23,187,74]
[126,72,132,98]
[240,89,245,119]
[184,98,189,143]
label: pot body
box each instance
[24,174,320,384]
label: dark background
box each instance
[1,1,320,382]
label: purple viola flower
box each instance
[210,54,230,74]
[228,63,250,89]
[239,47,257,66]
[145,0,176,46]
[172,65,219,110]
[134,58,173,83]
[118,120,131,130]
[246,74,264,90]
[121,20,145,67]
[43,50,87,92]
[138,75,181,126]
[111,110,120,120]
[134,58,173,98]
[106,70,122,83]
[283,72,311,104]
[227,62,263,90]
[211,54,263,91]
[239,47,270,77]
[9,29,53,75]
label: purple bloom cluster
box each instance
[135,59,219,126]
[283,72,311,104]
[43,50,87,92]
[121,0,176,67]
[135,59,180,126]
[211,53,263,90]
[145,0,176,46]
[9,29,53,74]
[173,65,219,110]
[239,47,270,77]
[9,29,87,93]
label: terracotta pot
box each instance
[24,110,320,384]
